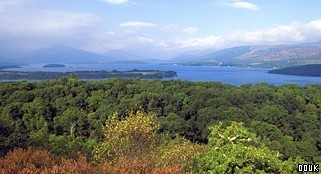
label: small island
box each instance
[43,64,66,68]
[0,69,177,80]
[268,64,321,77]
[0,65,21,70]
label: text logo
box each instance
[298,164,319,173]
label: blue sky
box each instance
[1,0,321,59]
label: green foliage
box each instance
[159,113,188,137]
[157,136,207,173]
[193,122,305,173]
[0,70,177,80]
[47,135,97,159]
[53,107,88,137]
[1,77,321,165]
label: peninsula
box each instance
[268,64,321,77]
[0,69,177,80]
[43,64,65,68]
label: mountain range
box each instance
[3,41,321,68]
[180,42,321,68]
[20,45,147,64]
[23,45,113,64]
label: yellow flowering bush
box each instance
[156,136,208,172]
[93,111,159,162]
[93,111,207,173]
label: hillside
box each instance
[183,42,321,68]
[24,45,112,64]
[268,64,321,77]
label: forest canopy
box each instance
[1,77,321,172]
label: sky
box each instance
[1,0,321,60]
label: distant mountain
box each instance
[182,42,321,68]
[198,46,251,62]
[268,64,321,77]
[24,45,112,64]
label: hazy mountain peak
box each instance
[24,45,111,64]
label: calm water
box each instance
[6,63,321,86]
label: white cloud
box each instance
[183,27,198,34]
[2,3,321,60]
[170,19,321,50]
[230,1,259,11]
[101,0,128,5]
[161,24,179,32]
[0,0,27,11]
[0,10,102,54]
[85,30,155,54]
[119,21,156,28]
[85,19,321,57]
[0,11,101,36]
[213,0,259,11]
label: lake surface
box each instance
[6,63,321,86]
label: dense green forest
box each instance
[1,77,321,173]
[0,69,177,80]
[43,64,66,68]
[269,64,321,77]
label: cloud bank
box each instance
[1,0,321,59]
[0,0,27,11]
[169,19,321,51]
[0,11,101,36]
